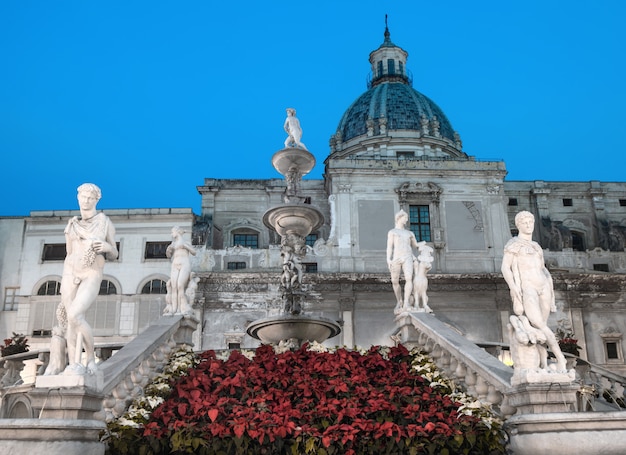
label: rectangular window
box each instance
[233,234,258,248]
[227,262,247,270]
[620,199,626,207]
[606,342,619,359]
[508,198,518,206]
[593,263,610,272]
[303,263,318,273]
[377,61,383,77]
[305,234,318,247]
[562,198,573,207]
[387,59,395,75]
[397,151,415,159]
[42,243,66,261]
[409,205,431,242]
[399,61,404,75]
[32,329,52,337]
[3,287,19,311]
[145,241,169,259]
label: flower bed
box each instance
[103,344,505,454]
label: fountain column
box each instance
[246,108,341,346]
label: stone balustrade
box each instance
[396,312,516,417]
[96,314,198,421]
[0,314,198,421]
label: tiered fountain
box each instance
[246,108,341,346]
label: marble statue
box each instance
[164,226,196,316]
[283,108,307,150]
[410,243,434,313]
[280,233,306,314]
[501,211,569,379]
[47,183,118,376]
[387,209,426,312]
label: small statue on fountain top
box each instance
[284,108,307,150]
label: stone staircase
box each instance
[0,314,198,455]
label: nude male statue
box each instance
[283,108,307,150]
[58,183,118,375]
[501,211,567,371]
[387,210,424,312]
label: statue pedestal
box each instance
[506,382,580,414]
[35,369,103,391]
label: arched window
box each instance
[37,281,61,296]
[571,231,585,252]
[141,279,168,294]
[99,280,117,295]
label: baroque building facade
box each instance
[1,26,625,380]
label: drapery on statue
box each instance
[283,108,307,150]
[45,183,118,376]
[164,226,197,316]
[501,211,568,376]
[387,210,433,314]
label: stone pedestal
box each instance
[35,369,103,391]
[505,412,626,455]
[0,418,105,455]
[506,382,580,414]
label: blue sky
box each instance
[1,1,624,216]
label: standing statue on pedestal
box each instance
[164,226,196,316]
[501,211,570,382]
[46,183,118,376]
[387,210,430,313]
[283,108,307,150]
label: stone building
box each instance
[1,25,625,381]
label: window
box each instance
[145,242,169,259]
[593,264,610,272]
[227,262,247,270]
[399,61,404,75]
[508,198,518,206]
[600,331,623,363]
[42,243,66,261]
[562,198,573,207]
[620,199,626,207]
[377,61,383,77]
[409,205,431,242]
[37,281,61,296]
[228,342,241,350]
[571,232,585,252]
[3,287,19,311]
[387,59,395,75]
[303,263,318,273]
[141,279,168,294]
[397,151,415,159]
[32,329,52,337]
[305,233,318,247]
[303,197,312,204]
[99,280,117,295]
[606,342,619,360]
[233,233,258,248]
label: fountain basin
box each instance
[262,204,324,237]
[247,314,341,345]
[271,147,316,176]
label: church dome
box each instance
[329,23,465,158]
[336,82,456,143]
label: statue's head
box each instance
[395,209,408,224]
[77,183,102,201]
[514,210,534,229]
[171,226,185,237]
[286,108,296,116]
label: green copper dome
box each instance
[336,82,456,143]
